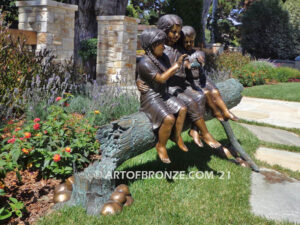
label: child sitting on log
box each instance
[180,26,239,122]
[137,28,188,164]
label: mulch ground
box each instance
[1,170,61,224]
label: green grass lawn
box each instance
[38,120,294,225]
[242,82,300,102]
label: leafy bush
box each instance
[273,67,300,82]
[233,63,270,87]
[67,82,139,126]
[0,189,25,222]
[0,15,82,120]
[216,51,251,73]
[241,0,295,59]
[232,60,300,86]
[283,0,300,56]
[0,96,100,179]
[78,38,97,61]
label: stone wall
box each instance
[97,16,139,85]
[16,0,78,63]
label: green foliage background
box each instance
[164,0,204,46]
[241,0,295,59]
[283,0,300,56]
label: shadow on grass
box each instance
[116,138,233,185]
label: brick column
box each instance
[96,16,140,85]
[16,0,78,63]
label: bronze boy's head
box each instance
[181,26,196,52]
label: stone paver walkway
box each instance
[232,97,300,223]
[231,97,300,129]
[251,168,300,224]
[240,124,300,147]
[255,147,300,172]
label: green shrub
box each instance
[67,92,139,127]
[216,51,251,73]
[0,15,82,119]
[0,96,100,179]
[283,0,300,56]
[241,0,295,59]
[78,38,97,61]
[274,66,300,82]
[233,63,271,87]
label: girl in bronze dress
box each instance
[156,14,224,150]
[180,25,239,122]
[137,28,188,164]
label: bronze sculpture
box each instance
[137,27,189,163]
[179,25,239,122]
[137,14,232,157]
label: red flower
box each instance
[53,154,61,162]
[14,127,21,132]
[21,148,29,154]
[7,120,13,125]
[7,138,16,144]
[33,118,41,123]
[55,97,62,102]
[65,147,71,153]
[24,132,31,139]
[33,123,40,130]
[64,102,70,107]
[44,130,48,134]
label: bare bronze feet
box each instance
[199,133,222,149]
[216,146,234,159]
[189,129,203,147]
[214,110,225,122]
[155,143,171,164]
[176,135,189,152]
[223,110,239,121]
[170,134,189,152]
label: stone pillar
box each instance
[96,16,140,85]
[16,0,78,63]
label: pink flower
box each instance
[7,138,16,144]
[19,137,24,141]
[33,123,40,130]
[44,130,48,134]
[55,97,62,102]
[33,118,41,123]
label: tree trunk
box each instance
[60,78,259,215]
[96,78,244,165]
[65,0,128,78]
[211,0,218,43]
[202,0,212,47]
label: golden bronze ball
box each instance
[115,184,130,196]
[100,201,122,216]
[53,190,71,203]
[124,195,134,207]
[54,183,71,195]
[65,176,74,191]
[110,191,127,205]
